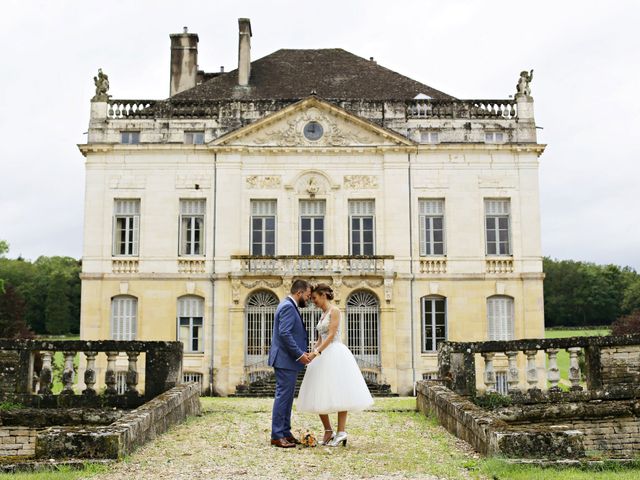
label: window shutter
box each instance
[419,215,427,256]
[485,199,510,215]
[251,200,277,216]
[419,199,444,216]
[349,200,375,216]
[180,199,206,215]
[300,200,325,216]
[132,214,140,256]
[178,296,204,318]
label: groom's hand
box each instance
[299,352,312,365]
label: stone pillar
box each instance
[515,93,536,143]
[505,351,520,393]
[83,351,98,396]
[546,348,561,392]
[126,352,140,395]
[145,343,183,400]
[481,352,496,393]
[60,351,76,395]
[38,351,53,395]
[105,352,119,395]
[567,347,583,391]
[524,350,539,392]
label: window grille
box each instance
[495,371,509,395]
[487,296,514,341]
[349,200,375,255]
[250,200,276,256]
[300,200,325,255]
[245,291,279,364]
[485,199,511,255]
[179,199,205,256]
[346,292,380,366]
[421,296,447,352]
[178,296,204,352]
[111,296,137,340]
[419,199,445,256]
[183,372,204,387]
[116,371,127,394]
[113,199,140,256]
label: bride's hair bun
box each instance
[312,283,334,300]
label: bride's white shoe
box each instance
[319,429,335,446]
[327,431,347,447]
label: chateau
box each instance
[79,19,545,395]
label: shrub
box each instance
[611,309,640,335]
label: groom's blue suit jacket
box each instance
[268,297,308,371]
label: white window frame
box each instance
[300,200,325,256]
[419,199,445,256]
[250,200,277,256]
[177,296,204,353]
[420,131,439,144]
[485,131,505,144]
[421,296,447,352]
[487,295,515,341]
[110,296,137,340]
[184,131,205,145]
[121,131,140,144]
[112,199,140,256]
[179,199,205,256]
[349,200,375,256]
[485,199,511,256]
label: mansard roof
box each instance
[171,48,454,101]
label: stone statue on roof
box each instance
[516,69,533,97]
[92,68,111,102]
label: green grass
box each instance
[545,328,610,384]
[481,458,640,479]
[0,463,106,480]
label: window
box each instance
[421,296,447,352]
[300,200,325,255]
[184,131,205,145]
[421,131,439,144]
[346,291,380,365]
[178,296,204,352]
[487,295,514,341]
[349,200,375,255]
[485,131,504,143]
[246,291,279,363]
[485,199,511,255]
[179,199,205,256]
[250,200,276,256]
[495,371,508,395]
[113,199,140,256]
[111,296,137,340]
[419,199,445,256]
[116,371,127,394]
[121,131,140,144]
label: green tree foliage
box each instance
[0,284,33,338]
[44,272,71,335]
[544,257,639,327]
[0,255,80,335]
[0,240,8,293]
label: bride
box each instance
[296,283,374,446]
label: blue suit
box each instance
[268,296,308,440]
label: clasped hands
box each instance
[299,350,320,365]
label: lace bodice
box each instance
[316,307,342,342]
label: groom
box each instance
[268,279,312,448]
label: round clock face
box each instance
[303,121,324,141]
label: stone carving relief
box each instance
[231,279,241,304]
[332,276,343,304]
[384,277,394,303]
[342,278,384,289]
[343,175,378,190]
[240,279,283,290]
[246,175,281,189]
[291,172,333,196]
[251,108,377,147]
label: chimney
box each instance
[237,18,252,86]
[170,27,199,96]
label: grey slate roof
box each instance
[171,48,454,101]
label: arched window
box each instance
[178,296,204,352]
[421,296,447,352]
[246,291,279,364]
[487,295,514,340]
[111,295,137,340]
[346,291,380,366]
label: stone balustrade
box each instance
[419,258,447,274]
[407,99,518,119]
[112,259,139,274]
[0,340,183,407]
[485,258,514,274]
[177,259,206,274]
[107,100,157,119]
[231,255,394,275]
[438,334,640,401]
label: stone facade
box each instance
[0,427,36,457]
[79,19,545,395]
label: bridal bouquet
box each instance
[299,430,317,447]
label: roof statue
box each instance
[92,68,111,102]
[516,69,533,97]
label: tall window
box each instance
[113,199,140,256]
[349,200,375,255]
[419,199,445,256]
[487,295,514,340]
[121,131,140,144]
[300,200,325,255]
[179,199,205,256]
[111,296,137,340]
[485,199,511,255]
[178,296,204,352]
[184,131,205,145]
[250,200,276,256]
[246,291,279,363]
[421,296,446,352]
[346,291,380,366]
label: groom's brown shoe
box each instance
[286,436,301,445]
[271,438,295,448]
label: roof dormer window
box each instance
[121,131,140,145]
[485,131,505,144]
[185,131,205,145]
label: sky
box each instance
[0,0,639,269]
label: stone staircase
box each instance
[234,373,396,397]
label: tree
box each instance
[44,272,71,335]
[611,310,640,335]
[0,284,33,338]
[622,279,640,315]
[0,240,8,293]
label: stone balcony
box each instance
[230,255,394,276]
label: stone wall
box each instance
[600,345,640,387]
[0,427,36,457]
[0,351,21,395]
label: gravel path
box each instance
[85,397,484,480]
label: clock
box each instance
[303,121,324,141]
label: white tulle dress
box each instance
[296,307,374,414]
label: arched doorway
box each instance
[346,291,380,367]
[245,290,279,365]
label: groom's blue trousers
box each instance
[271,367,298,440]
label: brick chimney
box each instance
[170,27,199,96]
[237,18,252,87]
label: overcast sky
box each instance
[1,0,638,269]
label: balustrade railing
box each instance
[419,258,447,274]
[107,100,157,119]
[486,258,514,274]
[408,99,518,119]
[232,255,393,275]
